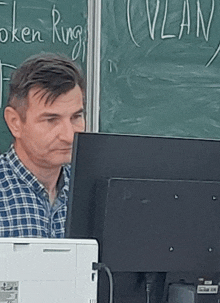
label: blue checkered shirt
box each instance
[0,145,70,238]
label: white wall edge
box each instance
[86,0,101,132]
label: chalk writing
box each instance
[178,0,190,39]
[126,0,219,66]
[0,1,87,108]
[0,1,86,59]
[196,0,214,41]
[52,5,84,61]
[206,43,220,67]
[0,60,16,108]
[161,0,175,39]
[146,0,159,40]
[127,0,140,47]
[0,1,44,43]
[108,59,118,73]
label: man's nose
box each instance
[59,120,75,144]
[59,119,85,143]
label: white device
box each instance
[0,237,98,303]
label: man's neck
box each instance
[33,167,61,194]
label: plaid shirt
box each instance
[0,145,70,238]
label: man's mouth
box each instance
[55,148,72,153]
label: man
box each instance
[0,52,86,237]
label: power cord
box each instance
[93,262,114,303]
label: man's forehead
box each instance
[25,85,84,118]
[28,87,56,106]
[27,85,83,107]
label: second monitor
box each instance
[65,133,220,272]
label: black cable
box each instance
[93,262,114,303]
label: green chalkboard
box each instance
[100,0,220,139]
[0,0,87,153]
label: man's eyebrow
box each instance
[38,108,85,119]
[38,113,61,118]
[72,108,85,115]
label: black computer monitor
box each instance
[65,132,220,272]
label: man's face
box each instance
[16,85,85,169]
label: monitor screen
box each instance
[65,132,220,272]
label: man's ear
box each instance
[4,106,23,138]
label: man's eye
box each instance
[47,118,57,123]
[72,113,83,120]
[75,114,83,119]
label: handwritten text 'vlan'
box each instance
[127,0,219,67]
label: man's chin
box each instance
[60,154,72,166]
[48,149,72,167]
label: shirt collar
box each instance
[57,165,70,195]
